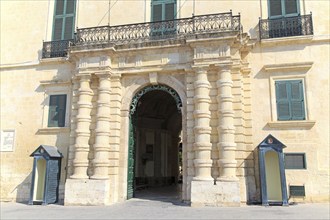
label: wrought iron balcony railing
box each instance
[259,14,313,40]
[74,12,242,47]
[42,39,73,58]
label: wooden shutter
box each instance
[53,0,76,40]
[152,4,163,22]
[165,2,175,20]
[285,0,299,15]
[276,81,291,120]
[269,0,282,17]
[290,80,305,120]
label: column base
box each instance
[64,179,111,205]
[191,180,240,207]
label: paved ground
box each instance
[1,200,329,220]
[1,187,329,220]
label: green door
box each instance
[127,116,135,199]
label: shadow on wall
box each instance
[244,149,262,205]
[15,173,32,204]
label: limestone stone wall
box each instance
[0,62,73,202]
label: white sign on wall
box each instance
[0,130,15,152]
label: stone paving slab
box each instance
[1,200,329,220]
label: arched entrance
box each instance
[127,84,182,200]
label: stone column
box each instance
[216,65,238,181]
[71,74,93,179]
[91,73,111,179]
[67,77,79,177]
[193,67,213,181]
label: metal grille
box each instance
[259,14,313,40]
[289,185,305,197]
[74,12,242,46]
[42,39,73,58]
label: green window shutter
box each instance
[48,95,67,127]
[276,81,291,120]
[276,80,305,121]
[165,3,175,20]
[151,0,176,22]
[53,0,76,40]
[153,4,163,22]
[290,80,305,120]
[55,0,65,15]
[53,18,64,41]
[268,0,299,18]
[269,0,282,17]
[285,0,298,14]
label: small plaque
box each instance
[1,130,15,152]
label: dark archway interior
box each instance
[134,90,182,199]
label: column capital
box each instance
[95,70,112,78]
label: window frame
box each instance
[52,0,76,41]
[275,79,306,121]
[284,153,307,169]
[41,82,71,129]
[48,94,67,127]
[268,0,300,19]
[151,0,177,22]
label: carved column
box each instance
[193,67,213,181]
[91,72,111,179]
[71,74,93,179]
[216,64,238,181]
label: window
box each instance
[275,80,305,120]
[53,0,76,40]
[48,95,67,127]
[151,0,176,37]
[285,153,306,169]
[268,0,299,18]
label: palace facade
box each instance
[1,0,329,206]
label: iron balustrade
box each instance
[259,14,313,40]
[42,39,73,58]
[74,12,242,46]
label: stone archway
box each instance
[127,84,183,200]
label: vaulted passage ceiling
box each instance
[136,90,182,135]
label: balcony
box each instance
[42,39,73,59]
[73,11,242,48]
[259,14,313,40]
[41,12,242,58]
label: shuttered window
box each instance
[268,0,299,18]
[48,95,67,127]
[151,0,176,22]
[53,0,76,40]
[275,80,305,120]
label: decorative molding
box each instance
[267,120,316,128]
[40,80,71,87]
[37,127,70,134]
[260,35,313,47]
[263,62,313,72]
[130,84,182,115]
